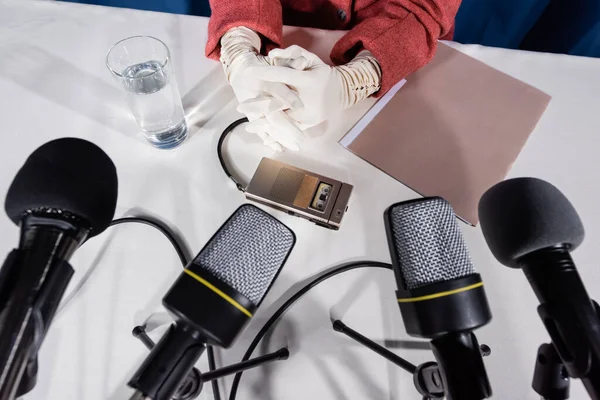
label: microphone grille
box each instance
[387,197,475,289]
[193,204,295,305]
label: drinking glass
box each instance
[106,36,188,149]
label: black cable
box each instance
[109,217,188,266]
[59,216,192,314]
[207,346,222,400]
[108,217,222,400]
[228,261,393,400]
[217,117,249,192]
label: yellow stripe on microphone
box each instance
[397,282,484,303]
[183,269,253,318]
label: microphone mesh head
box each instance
[387,197,475,289]
[193,204,295,305]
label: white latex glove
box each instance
[238,45,382,129]
[220,27,305,151]
[220,27,303,110]
[237,97,306,151]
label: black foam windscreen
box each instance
[5,138,118,237]
[478,177,584,267]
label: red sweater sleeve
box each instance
[205,0,284,60]
[332,0,461,95]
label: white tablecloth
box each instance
[1,1,600,399]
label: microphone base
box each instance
[532,343,570,400]
[129,324,289,400]
[333,319,446,399]
[128,323,207,400]
[332,319,493,400]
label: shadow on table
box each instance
[76,204,428,400]
[0,42,236,143]
[181,66,235,136]
[0,44,141,139]
[99,259,428,400]
[330,273,430,351]
[224,262,430,400]
[56,206,194,400]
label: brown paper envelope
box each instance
[343,43,551,224]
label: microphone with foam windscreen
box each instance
[0,138,118,399]
[128,204,295,400]
[384,197,492,400]
[479,177,600,399]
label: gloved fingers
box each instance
[242,102,316,131]
[247,122,283,152]
[255,129,279,146]
[284,108,318,130]
[245,117,271,134]
[263,81,304,109]
[237,95,294,118]
[259,135,284,152]
[264,111,304,151]
[266,142,283,152]
[236,96,287,117]
[265,52,308,70]
[247,112,303,151]
[269,45,323,67]
[253,128,270,142]
[237,101,266,118]
[271,57,309,70]
[254,129,283,152]
[246,65,311,87]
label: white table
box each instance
[1,1,600,399]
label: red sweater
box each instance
[206,0,461,95]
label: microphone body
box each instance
[429,332,490,400]
[0,138,118,399]
[128,204,295,400]
[384,197,492,400]
[523,247,600,398]
[479,177,600,398]
[0,215,88,399]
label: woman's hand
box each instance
[220,27,304,151]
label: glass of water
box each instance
[106,36,188,149]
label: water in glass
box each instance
[121,60,187,149]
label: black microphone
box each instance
[384,197,492,400]
[479,177,600,399]
[0,138,118,399]
[128,204,295,400]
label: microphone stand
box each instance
[532,343,570,400]
[332,320,491,400]
[131,325,289,400]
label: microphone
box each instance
[128,204,295,400]
[479,177,600,399]
[384,197,492,400]
[0,138,118,399]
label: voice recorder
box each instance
[245,158,353,230]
